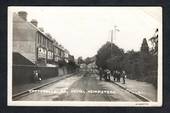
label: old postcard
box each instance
[8,6,162,106]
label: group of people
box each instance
[99,68,127,84]
[33,70,42,83]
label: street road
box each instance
[18,72,141,101]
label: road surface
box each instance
[17,72,142,101]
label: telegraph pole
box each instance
[114,25,119,44]
[111,29,113,57]
[111,25,119,57]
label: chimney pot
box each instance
[18,11,27,21]
[31,19,38,27]
[39,27,44,32]
[45,33,52,39]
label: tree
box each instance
[148,28,158,87]
[149,28,158,55]
[85,57,92,65]
[122,50,141,79]
[77,56,84,64]
[141,38,149,54]
[96,41,124,70]
[140,38,150,79]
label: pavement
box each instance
[110,77,157,101]
[12,73,77,95]
[17,74,83,101]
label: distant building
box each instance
[80,63,87,72]
[86,56,98,73]
[64,49,70,63]
[53,42,65,66]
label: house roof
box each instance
[13,12,53,42]
[13,12,69,53]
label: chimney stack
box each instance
[45,33,52,39]
[31,19,38,27]
[18,11,27,21]
[39,27,44,32]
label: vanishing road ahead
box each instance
[18,72,142,101]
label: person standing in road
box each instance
[111,70,115,82]
[99,68,103,80]
[117,71,121,82]
[114,70,118,82]
[122,70,126,84]
[106,69,111,81]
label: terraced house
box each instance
[12,11,77,86]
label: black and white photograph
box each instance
[8,6,162,106]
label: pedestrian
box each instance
[114,70,118,82]
[37,69,42,81]
[111,70,115,82]
[104,69,108,81]
[122,70,126,84]
[33,69,42,82]
[117,71,121,82]
[106,69,111,81]
[99,68,103,80]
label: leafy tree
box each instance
[77,56,84,64]
[141,38,149,54]
[149,28,158,55]
[148,28,158,87]
[140,38,150,79]
[96,41,124,70]
[96,36,158,87]
[122,50,141,79]
[85,57,92,65]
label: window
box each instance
[49,41,53,51]
[47,40,49,48]
[59,49,61,57]
[38,34,40,44]
[37,33,41,44]
[41,36,43,45]
[48,42,51,50]
[46,39,48,48]
[43,37,46,46]
[55,47,59,55]
[61,51,64,57]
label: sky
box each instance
[9,7,162,59]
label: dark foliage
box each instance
[96,41,124,70]
[96,38,158,88]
